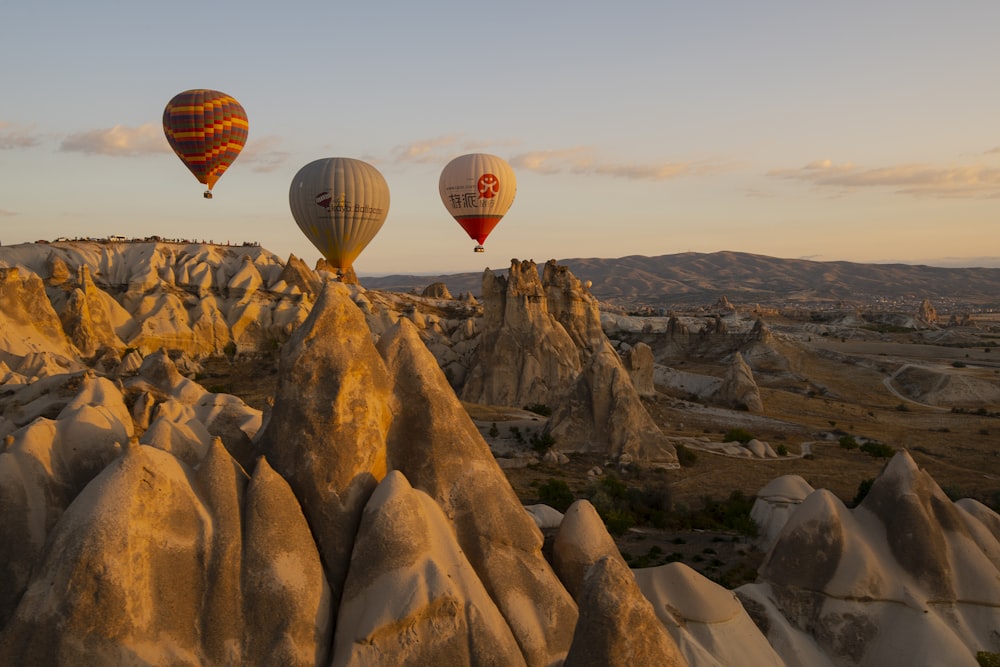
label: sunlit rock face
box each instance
[564,556,688,667]
[0,241,314,360]
[4,240,1000,666]
[462,259,583,407]
[332,470,526,666]
[0,267,80,361]
[254,282,577,666]
[0,440,331,666]
[255,281,394,621]
[464,259,676,466]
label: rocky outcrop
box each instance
[715,353,763,412]
[278,254,322,298]
[624,342,656,397]
[739,450,1000,666]
[634,563,785,667]
[464,260,675,465]
[256,282,393,619]
[547,341,677,463]
[0,442,331,666]
[421,281,453,299]
[332,471,525,666]
[917,298,937,326]
[564,556,688,667]
[462,260,582,407]
[257,283,577,666]
[0,267,80,361]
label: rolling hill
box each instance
[361,251,1000,310]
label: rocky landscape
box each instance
[1,240,999,665]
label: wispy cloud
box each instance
[391,135,518,165]
[57,123,289,171]
[392,135,463,164]
[986,146,1000,156]
[239,135,290,172]
[0,209,18,217]
[769,159,1000,198]
[391,136,727,181]
[511,147,727,181]
[60,123,169,156]
[0,121,42,149]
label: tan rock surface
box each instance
[333,471,524,666]
[564,556,688,667]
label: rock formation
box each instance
[462,260,583,407]
[421,281,453,299]
[738,450,1000,666]
[3,239,1000,666]
[1,242,309,360]
[464,259,676,466]
[624,341,656,397]
[917,298,937,326]
[715,353,763,412]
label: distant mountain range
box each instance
[361,251,1000,310]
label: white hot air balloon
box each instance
[289,158,390,275]
[439,153,516,252]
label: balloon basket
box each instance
[474,245,485,253]
[203,190,213,199]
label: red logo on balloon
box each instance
[477,173,500,199]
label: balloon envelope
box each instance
[163,89,248,196]
[439,153,516,248]
[289,158,390,272]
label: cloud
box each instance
[511,147,724,181]
[390,135,520,165]
[0,121,42,149]
[57,124,289,171]
[390,136,727,181]
[392,135,463,164]
[239,135,290,172]
[0,209,17,217]
[987,146,1000,155]
[769,159,1000,198]
[60,123,170,156]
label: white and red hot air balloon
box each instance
[439,153,516,252]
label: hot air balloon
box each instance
[289,157,390,276]
[162,89,248,199]
[439,153,516,252]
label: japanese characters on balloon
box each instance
[439,154,517,252]
[162,89,248,199]
[288,158,390,277]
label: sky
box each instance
[2,1,999,275]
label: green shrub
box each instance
[776,444,789,456]
[488,422,499,438]
[675,443,698,467]
[852,478,874,506]
[860,441,895,458]
[723,428,754,444]
[603,509,635,536]
[977,651,1000,667]
[529,430,557,453]
[839,435,859,450]
[601,474,628,500]
[538,479,574,513]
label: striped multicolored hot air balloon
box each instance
[439,153,516,252]
[289,157,390,275]
[163,89,248,199]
